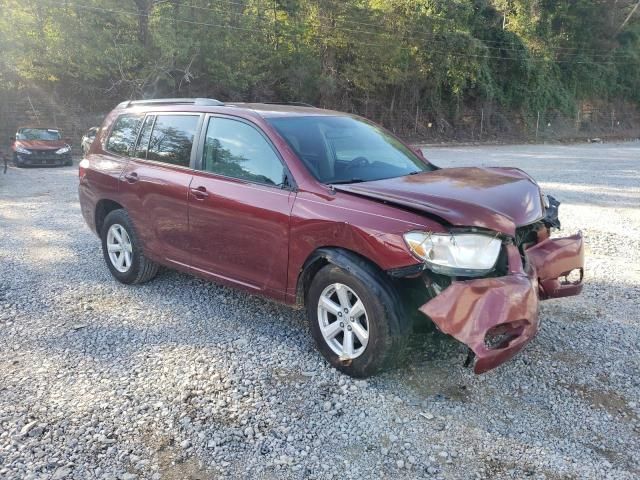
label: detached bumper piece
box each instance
[526,232,584,299]
[420,231,584,374]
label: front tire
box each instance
[101,209,158,284]
[307,264,408,377]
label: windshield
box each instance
[267,116,431,184]
[16,128,62,141]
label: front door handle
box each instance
[123,172,138,183]
[190,186,209,199]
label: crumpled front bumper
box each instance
[419,231,584,374]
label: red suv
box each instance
[78,98,584,377]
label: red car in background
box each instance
[78,98,584,377]
[11,126,73,167]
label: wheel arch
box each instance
[296,247,378,304]
[297,246,415,343]
[95,199,125,236]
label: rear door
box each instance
[187,115,294,298]
[119,113,203,266]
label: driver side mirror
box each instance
[411,146,426,160]
[9,137,14,142]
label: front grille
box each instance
[19,151,67,165]
[30,150,59,159]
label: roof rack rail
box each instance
[263,101,315,108]
[118,98,225,108]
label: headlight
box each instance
[403,231,502,277]
[55,146,71,155]
[15,145,31,154]
[540,189,550,209]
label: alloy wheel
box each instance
[317,283,370,359]
[106,223,133,273]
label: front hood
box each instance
[15,140,66,150]
[334,167,544,236]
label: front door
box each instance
[187,115,294,298]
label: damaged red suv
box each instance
[78,98,584,377]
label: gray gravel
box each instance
[1,142,639,480]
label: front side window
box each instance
[267,116,431,184]
[146,115,199,167]
[106,114,143,156]
[202,117,285,186]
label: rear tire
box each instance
[306,264,408,377]
[101,209,158,284]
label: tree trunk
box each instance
[133,0,152,48]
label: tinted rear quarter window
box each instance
[106,114,143,156]
[133,115,155,159]
[146,115,199,167]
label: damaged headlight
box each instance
[403,231,502,277]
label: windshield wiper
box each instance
[327,178,365,185]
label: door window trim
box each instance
[194,113,297,191]
[131,114,157,161]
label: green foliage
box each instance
[1,0,638,129]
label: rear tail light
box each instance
[78,158,90,179]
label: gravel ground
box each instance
[1,142,639,480]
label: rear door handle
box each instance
[123,172,138,183]
[190,186,209,199]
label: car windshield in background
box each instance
[17,128,62,141]
[267,116,431,184]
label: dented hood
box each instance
[334,167,544,236]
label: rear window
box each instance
[106,114,143,156]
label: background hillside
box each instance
[1,0,639,143]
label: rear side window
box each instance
[106,114,143,156]
[202,117,284,186]
[146,115,199,167]
[133,115,155,159]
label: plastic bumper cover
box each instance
[419,232,584,374]
[16,153,70,165]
